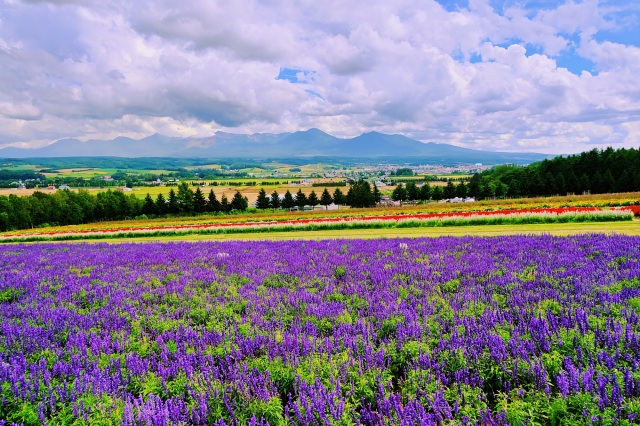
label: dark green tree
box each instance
[220,194,231,212]
[431,186,444,201]
[346,180,375,208]
[455,182,467,198]
[207,190,221,213]
[155,193,167,215]
[142,193,157,216]
[372,184,382,204]
[307,190,319,207]
[419,182,431,201]
[391,184,407,201]
[332,188,346,205]
[295,189,307,208]
[231,191,248,211]
[406,182,419,201]
[193,187,207,213]
[270,190,281,209]
[320,188,333,206]
[167,189,179,214]
[177,182,194,214]
[444,181,456,199]
[256,188,270,209]
[282,190,295,209]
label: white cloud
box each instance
[0,0,639,154]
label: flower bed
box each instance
[1,236,640,424]
[1,207,635,242]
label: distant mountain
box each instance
[0,129,551,164]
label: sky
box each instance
[0,0,639,154]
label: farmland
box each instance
[0,206,635,243]
[1,235,640,425]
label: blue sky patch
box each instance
[305,90,324,100]
[434,0,469,12]
[276,67,315,84]
[555,50,598,76]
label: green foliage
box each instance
[475,146,640,199]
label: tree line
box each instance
[390,181,467,202]
[391,147,640,201]
[472,147,640,198]
[0,183,249,232]
[0,180,383,231]
[254,180,381,210]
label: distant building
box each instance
[58,185,70,190]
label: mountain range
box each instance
[0,129,551,164]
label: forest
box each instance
[389,147,640,201]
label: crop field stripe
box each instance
[7,220,640,244]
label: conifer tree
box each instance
[320,188,333,206]
[207,189,221,213]
[155,193,167,215]
[308,190,319,206]
[281,190,295,209]
[295,189,307,208]
[256,188,271,209]
[167,189,179,214]
[193,187,207,213]
[231,190,248,211]
[332,188,346,205]
[142,193,156,215]
[220,194,230,213]
[270,190,281,209]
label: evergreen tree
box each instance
[231,191,248,211]
[295,189,307,208]
[320,188,333,207]
[391,184,407,201]
[282,190,295,209]
[155,193,167,215]
[372,184,381,204]
[193,187,207,213]
[256,188,270,209]
[142,193,157,216]
[307,190,319,206]
[270,190,281,209]
[467,175,481,199]
[419,182,431,201]
[406,182,419,201]
[207,189,221,213]
[167,189,179,214]
[444,181,456,199]
[177,182,194,214]
[431,186,444,201]
[332,188,346,205]
[455,182,467,198]
[347,180,375,208]
[601,169,615,194]
[220,194,231,213]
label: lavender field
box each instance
[1,236,640,425]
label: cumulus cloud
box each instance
[0,0,639,154]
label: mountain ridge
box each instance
[0,129,551,164]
